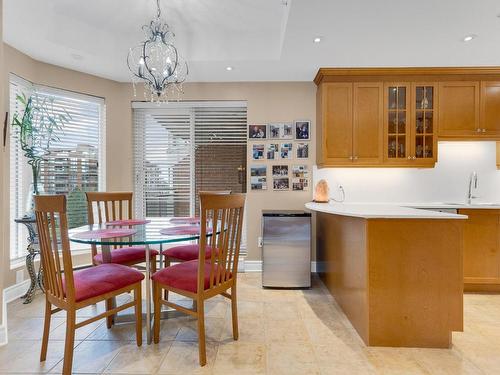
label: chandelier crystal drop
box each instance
[127,0,188,102]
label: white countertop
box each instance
[305,202,469,219]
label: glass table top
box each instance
[68,217,211,246]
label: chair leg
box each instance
[163,257,170,300]
[151,255,157,274]
[135,284,143,347]
[40,299,52,362]
[153,282,161,344]
[231,286,239,340]
[105,298,115,329]
[197,298,207,366]
[62,310,76,375]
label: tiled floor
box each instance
[2,272,500,374]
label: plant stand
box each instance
[14,217,44,304]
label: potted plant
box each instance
[11,91,70,217]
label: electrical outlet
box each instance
[16,269,24,284]
[257,236,263,248]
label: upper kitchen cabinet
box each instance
[481,82,500,136]
[438,81,480,137]
[384,83,411,164]
[353,82,383,165]
[317,82,383,166]
[412,83,438,165]
[317,82,353,165]
[315,68,500,168]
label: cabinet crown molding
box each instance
[314,67,500,85]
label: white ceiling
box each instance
[4,0,500,82]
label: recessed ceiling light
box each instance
[313,37,322,43]
[463,34,477,42]
[226,66,233,71]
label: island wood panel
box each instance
[316,213,463,349]
[367,219,463,348]
[316,212,368,343]
[458,209,500,292]
[353,82,383,165]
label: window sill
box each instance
[10,247,93,270]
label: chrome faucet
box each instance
[467,171,478,204]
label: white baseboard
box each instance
[243,260,317,273]
[0,279,31,346]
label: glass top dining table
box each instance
[68,217,209,344]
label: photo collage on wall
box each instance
[248,121,310,191]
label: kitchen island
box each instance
[306,202,467,349]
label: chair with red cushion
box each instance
[152,192,246,366]
[35,195,143,375]
[86,192,158,273]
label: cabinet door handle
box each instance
[476,128,481,133]
[412,156,416,160]
[407,156,411,159]
[354,156,358,160]
[349,156,353,160]
[482,129,486,133]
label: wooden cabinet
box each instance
[459,209,500,292]
[438,82,480,137]
[317,82,382,166]
[383,83,437,166]
[315,68,500,167]
[481,82,500,136]
[353,83,383,165]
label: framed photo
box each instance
[272,164,289,177]
[280,143,293,159]
[269,124,281,139]
[292,165,309,191]
[292,165,309,178]
[296,143,309,159]
[273,177,289,191]
[250,165,267,190]
[292,178,309,191]
[252,144,265,160]
[295,120,310,140]
[248,124,267,139]
[282,123,293,139]
[267,143,279,160]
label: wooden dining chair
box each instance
[161,190,231,267]
[152,193,246,366]
[86,192,158,272]
[35,195,144,375]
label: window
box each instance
[133,101,247,249]
[9,75,105,262]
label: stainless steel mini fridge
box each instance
[262,210,311,288]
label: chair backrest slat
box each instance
[35,195,75,303]
[86,192,134,252]
[198,193,245,293]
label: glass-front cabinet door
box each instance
[412,83,437,165]
[384,83,410,163]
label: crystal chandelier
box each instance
[127,0,188,102]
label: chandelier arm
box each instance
[127,50,148,81]
[156,0,161,19]
[159,45,179,87]
[141,42,161,90]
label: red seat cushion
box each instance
[162,244,217,261]
[94,246,159,265]
[65,263,145,302]
[152,260,229,293]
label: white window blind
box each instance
[133,101,247,251]
[9,75,105,261]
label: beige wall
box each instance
[1,44,316,290]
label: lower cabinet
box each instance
[459,209,500,292]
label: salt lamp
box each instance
[314,179,329,203]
